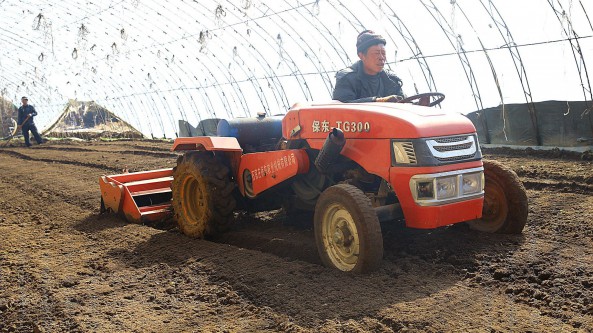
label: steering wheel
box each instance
[397,92,445,107]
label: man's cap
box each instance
[21,96,28,100]
[356,30,386,53]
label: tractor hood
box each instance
[282,102,476,140]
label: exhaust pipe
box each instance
[315,127,345,173]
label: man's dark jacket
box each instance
[17,105,37,126]
[333,60,403,103]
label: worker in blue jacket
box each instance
[17,96,43,147]
[333,30,405,103]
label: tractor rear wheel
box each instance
[468,159,528,233]
[171,151,236,238]
[314,184,383,273]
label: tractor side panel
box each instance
[307,138,392,182]
[237,149,309,197]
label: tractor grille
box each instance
[426,135,477,162]
[432,141,473,152]
[434,154,477,162]
[433,136,468,144]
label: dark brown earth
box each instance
[1,140,592,332]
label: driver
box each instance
[333,30,405,103]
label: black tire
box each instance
[314,184,383,273]
[468,159,528,234]
[171,151,236,238]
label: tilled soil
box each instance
[0,140,592,332]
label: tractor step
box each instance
[99,168,174,223]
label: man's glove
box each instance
[375,95,404,103]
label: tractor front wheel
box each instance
[171,151,236,238]
[468,159,528,234]
[314,184,383,273]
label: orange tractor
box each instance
[100,93,528,273]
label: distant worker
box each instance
[333,30,405,103]
[17,96,43,147]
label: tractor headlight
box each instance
[436,176,457,200]
[416,181,434,199]
[409,167,484,206]
[461,172,483,195]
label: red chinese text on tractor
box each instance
[99,93,528,273]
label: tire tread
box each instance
[171,151,236,238]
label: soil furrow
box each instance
[0,149,120,173]
[521,178,593,195]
